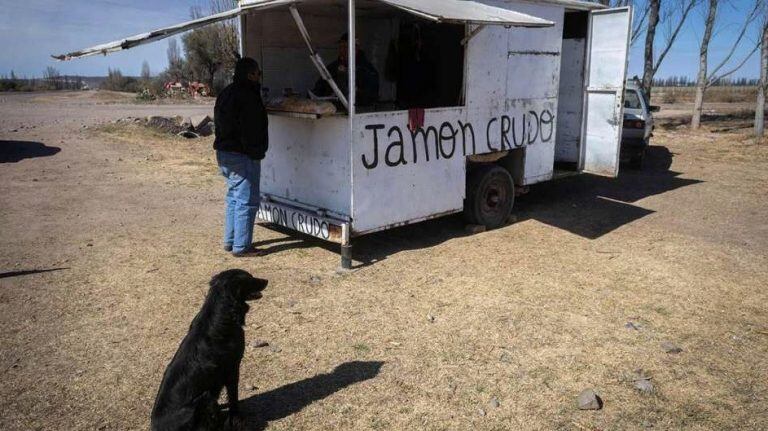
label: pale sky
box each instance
[0,0,762,80]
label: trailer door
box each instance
[580,7,631,177]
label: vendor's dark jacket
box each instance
[214,77,269,160]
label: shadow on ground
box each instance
[0,140,61,163]
[0,268,69,279]
[235,361,384,430]
[515,145,703,239]
[258,146,702,265]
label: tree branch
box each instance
[707,0,762,79]
[653,0,699,76]
[631,3,651,44]
[707,41,761,87]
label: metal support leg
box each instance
[341,223,352,270]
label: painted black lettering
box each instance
[385,126,407,167]
[272,207,288,226]
[501,115,512,149]
[527,110,540,145]
[294,213,303,232]
[511,115,525,148]
[458,121,476,155]
[486,117,498,151]
[362,124,384,170]
[540,109,554,142]
[410,126,439,163]
[439,122,457,159]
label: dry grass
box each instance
[654,86,757,104]
[1,94,767,430]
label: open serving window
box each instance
[243,0,552,117]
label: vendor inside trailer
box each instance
[312,33,380,107]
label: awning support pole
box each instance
[348,0,356,116]
[461,24,486,46]
[289,5,350,111]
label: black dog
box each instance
[151,269,268,431]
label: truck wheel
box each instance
[464,165,515,229]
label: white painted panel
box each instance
[261,116,351,215]
[555,37,585,162]
[505,1,563,101]
[581,7,630,177]
[351,109,467,233]
[466,25,508,113]
[503,1,563,184]
[582,91,620,175]
[587,9,631,90]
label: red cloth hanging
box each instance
[408,108,425,132]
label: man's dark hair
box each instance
[234,57,260,81]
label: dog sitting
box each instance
[151,269,268,431]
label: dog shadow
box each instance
[235,361,384,430]
[0,140,61,163]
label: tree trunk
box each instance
[692,0,718,130]
[641,0,661,98]
[756,24,768,139]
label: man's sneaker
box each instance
[223,244,233,252]
[232,247,266,257]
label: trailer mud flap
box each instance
[257,200,345,244]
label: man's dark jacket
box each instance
[213,77,269,160]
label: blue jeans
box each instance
[216,150,261,253]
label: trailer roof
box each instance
[53,0,583,61]
[240,0,554,26]
[521,0,607,11]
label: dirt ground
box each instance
[1,91,767,430]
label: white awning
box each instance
[54,0,552,61]
[53,0,293,61]
[374,0,553,27]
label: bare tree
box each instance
[632,1,652,45]
[44,66,62,90]
[642,0,661,95]
[141,61,151,82]
[756,10,768,138]
[182,0,239,95]
[692,0,762,129]
[166,38,185,82]
[641,0,699,98]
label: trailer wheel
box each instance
[464,165,515,229]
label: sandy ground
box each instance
[1,91,767,430]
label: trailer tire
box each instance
[464,164,515,229]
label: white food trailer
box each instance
[56,0,632,268]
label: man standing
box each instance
[214,57,268,257]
